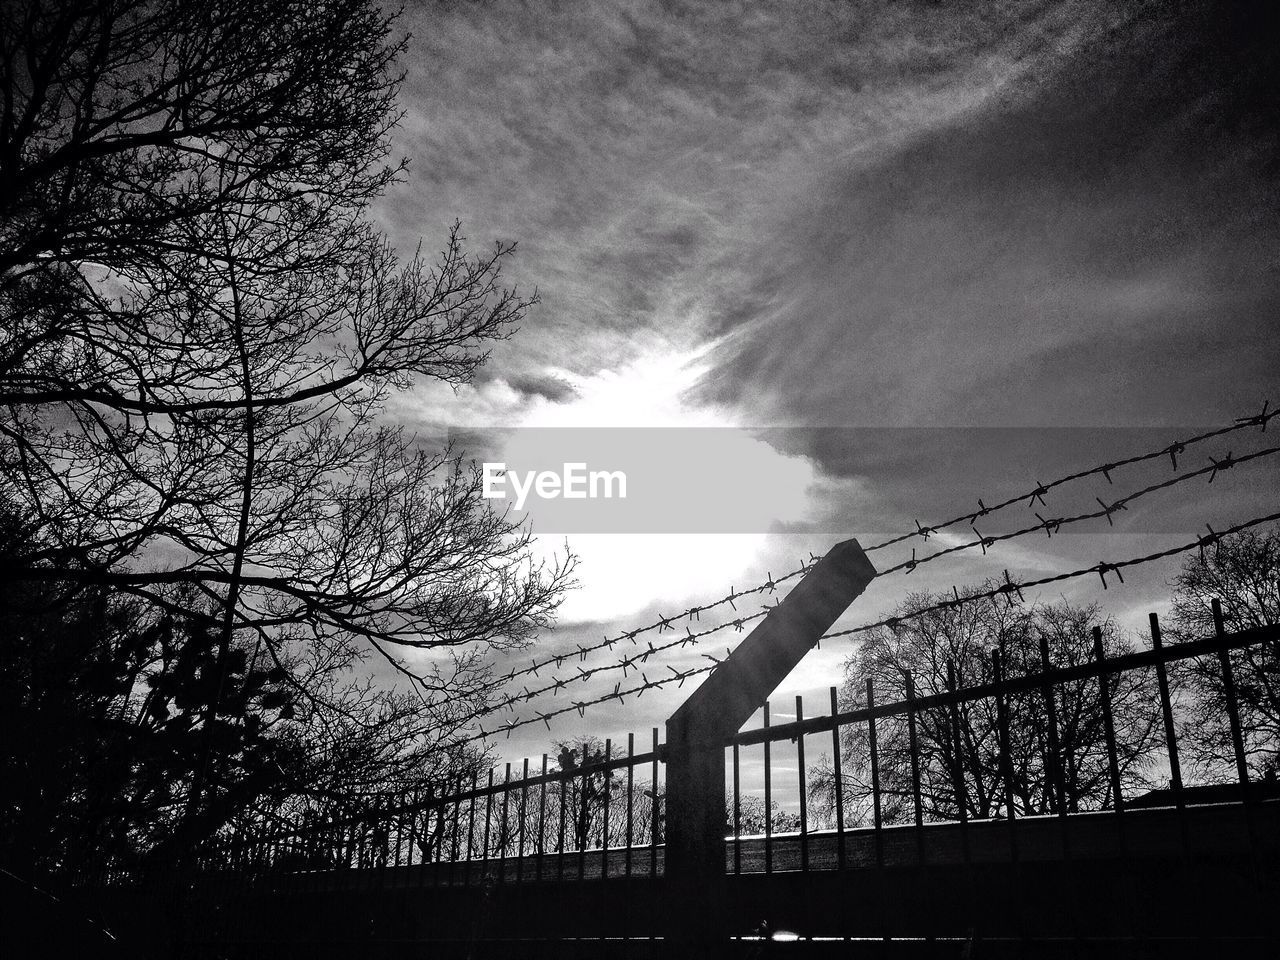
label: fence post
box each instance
[664,538,876,945]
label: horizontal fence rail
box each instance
[733,621,1280,747]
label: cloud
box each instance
[382,0,1106,394]
[695,1,1280,429]
[502,372,579,404]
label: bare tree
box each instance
[1,0,573,860]
[1168,526,1280,780]
[0,508,492,879]
[814,587,1161,825]
[726,793,799,837]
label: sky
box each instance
[370,0,1279,777]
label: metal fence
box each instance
[182,604,1278,892]
[190,728,667,888]
[726,602,1277,875]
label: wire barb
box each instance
[999,569,1025,606]
[1235,399,1273,432]
[1096,497,1127,527]
[1208,452,1235,483]
[1028,482,1048,508]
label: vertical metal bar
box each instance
[499,763,511,883]
[830,686,846,871]
[1150,613,1186,796]
[905,671,925,865]
[393,790,405,869]
[602,739,612,879]
[403,791,414,874]
[356,802,367,875]
[1093,628,1126,810]
[626,734,635,878]
[537,755,549,882]
[517,758,529,883]
[1150,611,1191,857]
[280,810,297,895]
[414,794,425,873]
[732,741,742,876]
[405,790,418,871]
[578,757,589,881]
[379,793,391,886]
[381,793,391,875]
[430,784,441,880]
[866,679,882,868]
[650,727,659,879]
[1039,633,1071,859]
[946,660,971,866]
[449,776,462,885]
[557,758,568,881]
[796,695,809,872]
[399,790,411,872]
[1212,599,1251,787]
[296,810,312,890]
[342,808,355,876]
[763,700,773,875]
[1093,627,1126,859]
[378,793,394,885]
[466,775,478,885]
[482,769,494,882]
[355,801,367,873]
[992,649,1019,863]
[412,798,427,890]
[322,811,335,877]
[304,809,317,891]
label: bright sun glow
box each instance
[432,339,829,622]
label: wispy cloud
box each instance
[383,0,1108,392]
[369,1,1279,759]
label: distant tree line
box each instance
[808,528,1280,829]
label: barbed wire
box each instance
[456,606,771,723]
[462,510,1280,745]
[864,399,1274,555]
[462,662,719,746]
[455,402,1274,730]
[459,436,1278,723]
[874,443,1280,577]
[822,510,1280,642]
[420,558,817,712]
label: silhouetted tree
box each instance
[726,793,799,837]
[1168,526,1280,780]
[0,510,488,879]
[550,737,620,852]
[811,586,1161,827]
[0,0,573,858]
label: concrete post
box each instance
[664,538,877,945]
